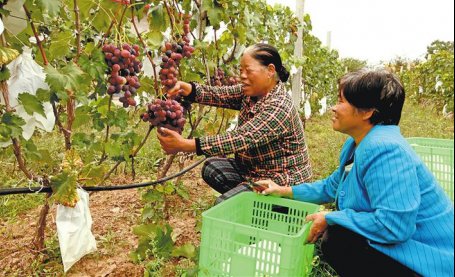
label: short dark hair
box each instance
[245,43,290,82]
[339,69,405,125]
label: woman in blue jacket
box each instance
[257,69,454,277]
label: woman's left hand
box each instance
[156,127,196,154]
[306,211,330,243]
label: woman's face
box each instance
[240,53,273,97]
[331,90,367,135]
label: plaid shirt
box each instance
[194,82,312,186]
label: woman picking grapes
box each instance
[157,43,312,204]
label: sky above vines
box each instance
[267,0,455,65]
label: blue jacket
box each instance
[293,125,454,277]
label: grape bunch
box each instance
[159,14,195,90]
[211,67,240,86]
[102,43,143,107]
[141,98,187,134]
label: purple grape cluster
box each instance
[159,14,195,89]
[211,68,241,86]
[102,43,143,107]
[141,99,187,134]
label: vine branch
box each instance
[73,0,82,62]
[130,3,160,93]
[23,5,48,65]
[102,125,154,182]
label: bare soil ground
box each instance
[0,163,214,276]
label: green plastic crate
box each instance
[407,137,454,201]
[199,192,320,277]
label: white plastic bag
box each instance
[56,189,97,272]
[0,47,55,148]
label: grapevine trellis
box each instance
[0,0,349,270]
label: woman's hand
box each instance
[306,211,330,243]
[156,127,196,154]
[255,180,293,197]
[166,81,192,98]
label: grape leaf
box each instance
[78,48,107,80]
[17,93,46,117]
[91,1,117,32]
[1,113,26,138]
[0,67,11,82]
[36,88,51,102]
[78,0,96,18]
[172,244,196,259]
[73,106,92,129]
[62,149,84,171]
[37,0,62,17]
[132,223,160,238]
[202,1,223,30]
[149,4,167,32]
[79,164,108,186]
[182,0,191,12]
[50,171,79,207]
[45,62,87,92]
[23,139,42,160]
[48,30,72,60]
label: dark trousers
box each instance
[321,225,420,277]
[201,157,251,204]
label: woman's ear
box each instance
[362,109,376,121]
[268,64,276,76]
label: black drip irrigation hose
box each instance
[0,157,208,196]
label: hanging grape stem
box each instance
[130,2,159,93]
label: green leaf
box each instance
[36,88,51,102]
[78,48,108,80]
[17,93,46,117]
[172,244,196,259]
[1,113,26,138]
[48,30,73,60]
[176,185,189,200]
[50,171,79,207]
[0,67,11,82]
[0,125,12,143]
[182,0,191,12]
[145,30,164,49]
[105,140,122,158]
[181,67,203,83]
[133,223,159,238]
[207,7,223,30]
[164,183,175,195]
[79,164,108,186]
[78,0,96,18]
[149,4,167,32]
[37,0,62,16]
[62,149,84,171]
[92,1,117,31]
[23,139,42,160]
[72,132,93,148]
[154,224,174,258]
[45,62,88,92]
[73,106,92,129]
[141,206,156,221]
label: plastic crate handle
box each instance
[302,219,314,244]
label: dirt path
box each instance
[0,165,214,276]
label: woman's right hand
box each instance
[255,180,293,197]
[166,81,192,98]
